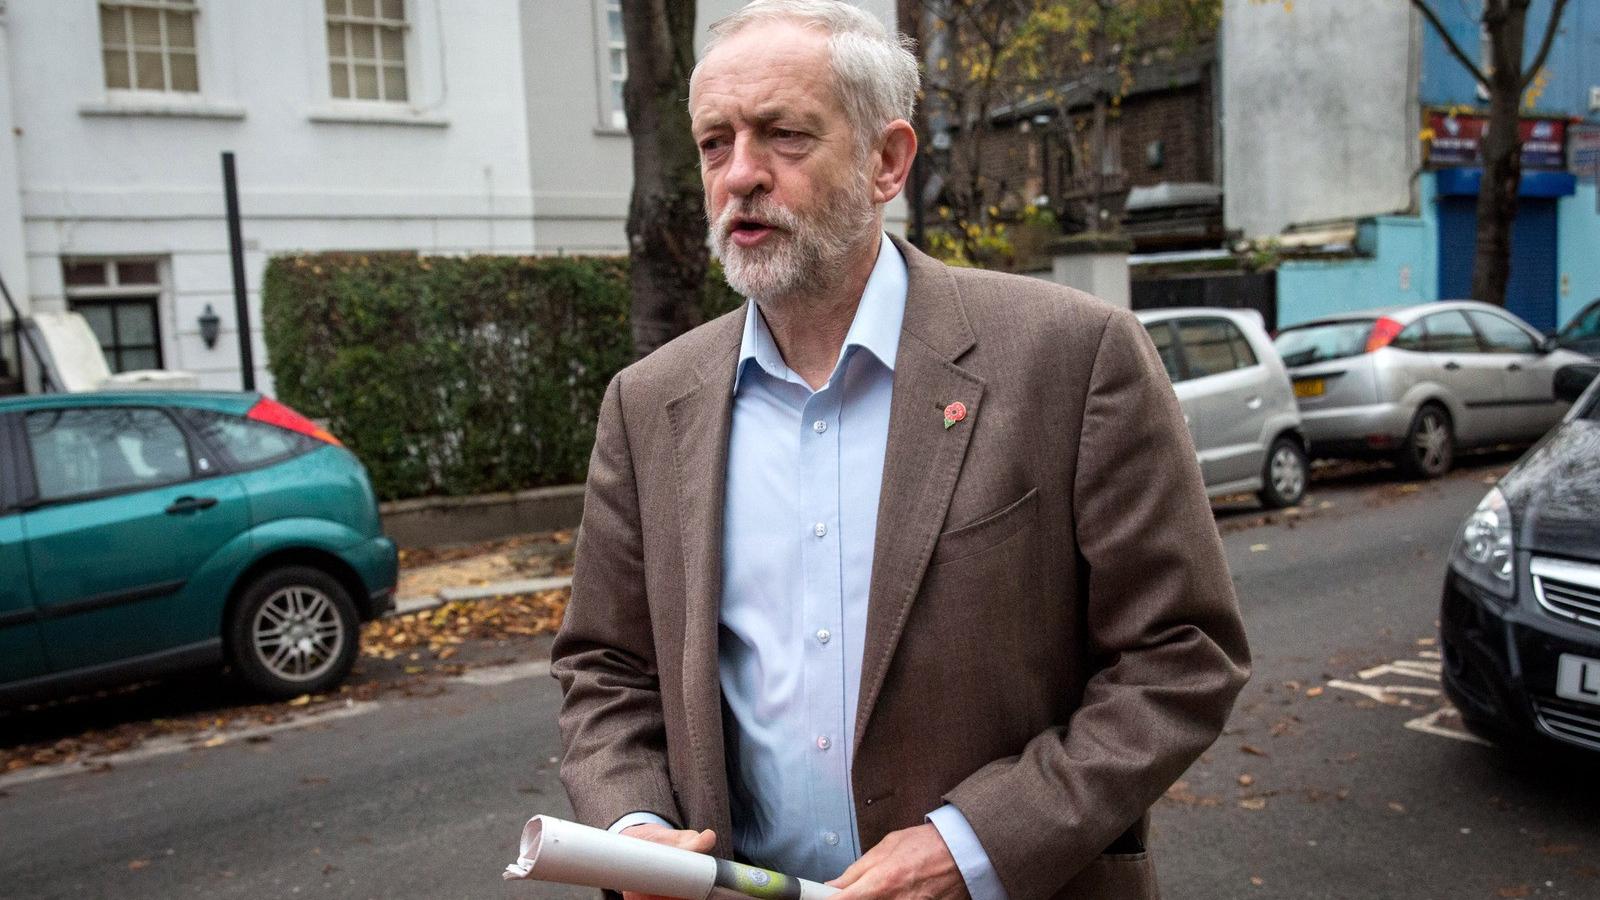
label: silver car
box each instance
[1273,300,1590,478]
[1136,307,1308,508]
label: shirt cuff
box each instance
[609,811,675,834]
[927,804,1010,900]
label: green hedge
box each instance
[263,253,741,501]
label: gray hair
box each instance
[695,0,920,152]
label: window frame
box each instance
[592,0,628,131]
[325,0,412,105]
[1143,320,1189,383]
[98,0,202,95]
[61,258,167,374]
[18,405,203,509]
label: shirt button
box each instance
[823,831,840,846]
[815,628,831,645]
[816,735,831,751]
[812,420,828,434]
[813,522,827,538]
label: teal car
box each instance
[0,391,397,704]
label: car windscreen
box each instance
[1273,320,1375,367]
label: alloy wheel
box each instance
[251,586,346,683]
[1270,444,1306,501]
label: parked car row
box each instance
[0,391,397,707]
[1136,299,1597,512]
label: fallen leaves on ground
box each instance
[361,589,568,661]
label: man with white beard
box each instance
[551,2,1250,899]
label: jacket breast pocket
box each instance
[929,487,1038,567]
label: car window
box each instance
[1421,311,1480,353]
[1179,319,1251,377]
[1273,320,1374,367]
[1392,320,1427,351]
[25,407,193,501]
[183,408,311,468]
[1227,323,1259,367]
[1143,321,1184,382]
[1559,302,1600,339]
[1467,311,1537,354]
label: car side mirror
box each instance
[1553,363,1600,404]
[1537,335,1560,354]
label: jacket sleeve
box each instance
[943,308,1251,898]
[550,373,683,832]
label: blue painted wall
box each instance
[1560,181,1600,326]
[1419,0,1599,121]
[1277,214,1437,327]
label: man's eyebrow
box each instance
[753,109,824,131]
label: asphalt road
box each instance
[1,459,1595,899]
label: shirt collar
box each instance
[733,233,908,394]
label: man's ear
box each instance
[870,120,918,206]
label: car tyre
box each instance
[227,565,360,699]
[1257,436,1308,509]
[1398,404,1453,479]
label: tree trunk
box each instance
[622,0,708,360]
[1471,2,1527,308]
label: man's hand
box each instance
[827,824,970,900]
[619,823,717,900]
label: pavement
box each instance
[390,533,575,616]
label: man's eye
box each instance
[699,138,725,153]
[772,129,801,140]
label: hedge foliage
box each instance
[263,253,742,501]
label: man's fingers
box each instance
[620,824,718,853]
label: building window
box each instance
[62,259,165,374]
[100,0,200,93]
[327,0,409,102]
[598,0,627,129]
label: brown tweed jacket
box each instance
[551,235,1250,900]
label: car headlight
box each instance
[1450,487,1515,599]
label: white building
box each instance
[0,0,896,394]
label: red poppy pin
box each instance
[942,401,967,430]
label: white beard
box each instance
[709,175,878,304]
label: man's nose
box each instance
[723,135,772,198]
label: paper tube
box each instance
[503,815,841,900]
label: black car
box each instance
[1556,297,1600,358]
[1441,362,1600,754]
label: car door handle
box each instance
[1246,396,1263,410]
[1443,361,1461,371]
[1507,363,1523,372]
[165,496,218,515]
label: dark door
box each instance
[0,415,47,683]
[19,405,249,673]
[1438,196,1559,332]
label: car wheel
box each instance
[1257,436,1308,509]
[1398,404,1454,479]
[227,566,360,699]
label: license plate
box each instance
[1556,653,1600,707]
[1294,378,1325,399]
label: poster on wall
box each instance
[1571,124,1600,184]
[1425,110,1568,170]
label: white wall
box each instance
[520,0,900,255]
[0,6,27,309]
[1222,0,1419,239]
[9,0,532,392]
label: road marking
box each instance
[1358,662,1442,682]
[1404,707,1493,746]
[0,700,379,791]
[1326,679,1441,705]
[455,659,551,685]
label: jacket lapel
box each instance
[665,309,743,852]
[854,238,983,753]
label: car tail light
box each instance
[247,397,343,446]
[1365,316,1405,353]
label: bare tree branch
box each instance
[1411,0,1489,87]
[1519,0,1570,90]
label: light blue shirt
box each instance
[612,236,1006,900]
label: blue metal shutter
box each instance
[1435,197,1559,332]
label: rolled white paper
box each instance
[503,815,840,900]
